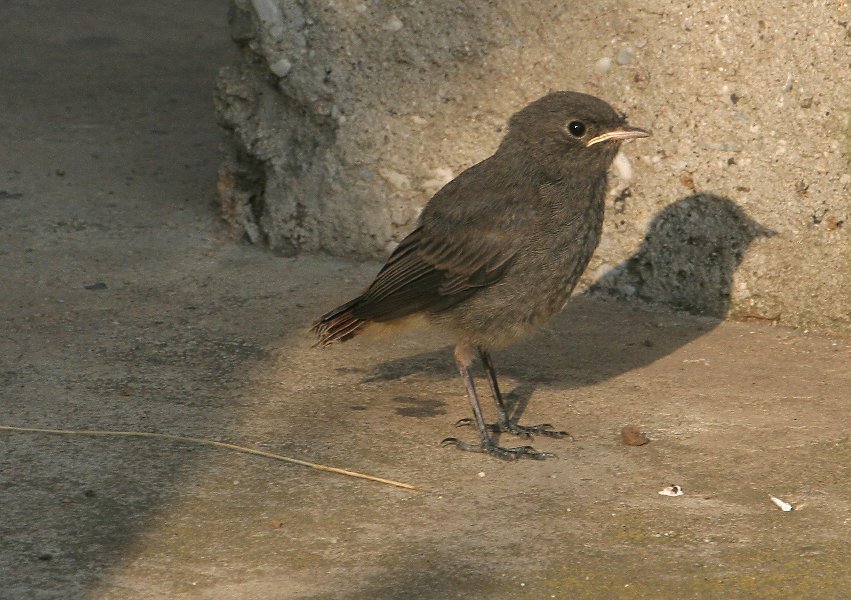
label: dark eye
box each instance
[567,121,586,137]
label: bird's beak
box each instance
[586,125,651,147]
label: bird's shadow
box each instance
[363,193,774,423]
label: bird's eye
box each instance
[567,121,586,137]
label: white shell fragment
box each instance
[659,484,683,497]
[770,496,793,511]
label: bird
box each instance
[313,91,650,460]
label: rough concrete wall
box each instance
[215,0,850,332]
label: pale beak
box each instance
[586,125,651,147]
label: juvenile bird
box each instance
[314,91,650,460]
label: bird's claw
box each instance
[455,418,572,440]
[494,421,573,440]
[441,437,554,460]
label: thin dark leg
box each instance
[460,351,490,447]
[441,344,552,460]
[479,349,512,426]
[456,349,571,440]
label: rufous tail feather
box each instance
[312,297,369,346]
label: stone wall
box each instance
[215,0,850,331]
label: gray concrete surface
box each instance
[215,0,851,333]
[2,2,850,599]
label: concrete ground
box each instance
[1,2,849,599]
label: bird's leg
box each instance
[441,343,553,460]
[475,349,570,439]
[479,348,511,428]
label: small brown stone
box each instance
[621,425,650,446]
[825,215,843,231]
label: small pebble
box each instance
[477,471,485,478]
[269,58,293,77]
[384,15,403,32]
[616,47,634,65]
[621,425,649,446]
[594,57,612,74]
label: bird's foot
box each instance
[455,418,572,440]
[441,437,554,460]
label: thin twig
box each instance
[0,425,418,491]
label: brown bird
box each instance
[314,91,650,459]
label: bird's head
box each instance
[502,91,650,179]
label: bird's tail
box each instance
[312,297,369,347]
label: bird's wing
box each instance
[352,175,536,322]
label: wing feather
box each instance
[350,160,538,322]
